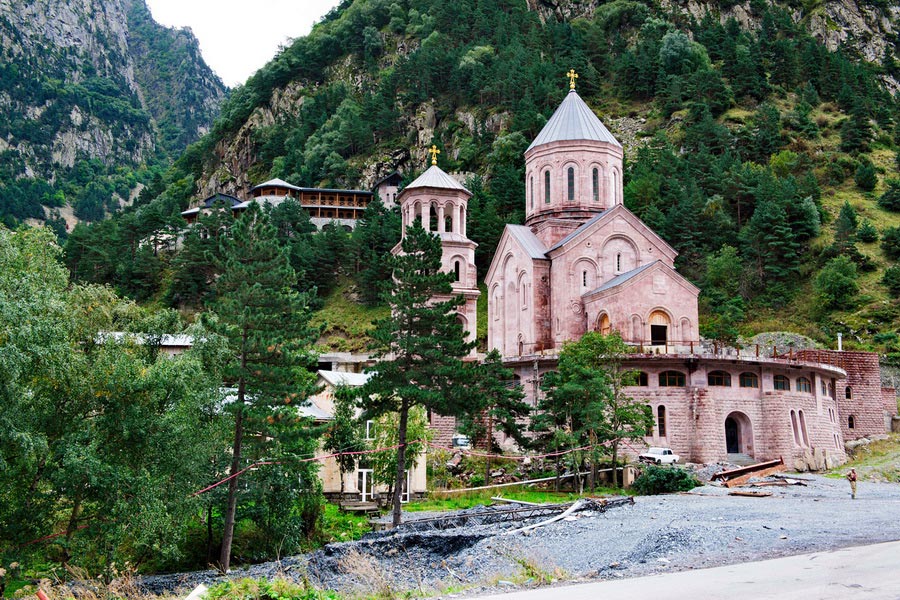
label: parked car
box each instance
[639,447,680,465]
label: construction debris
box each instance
[711,458,786,488]
[728,490,773,498]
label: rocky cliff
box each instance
[0,0,226,224]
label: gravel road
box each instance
[139,474,900,598]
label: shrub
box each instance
[883,264,900,297]
[855,158,878,191]
[207,578,339,600]
[857,219,879,243]
[882,227,900,260]
[815,255,859,309]
[878,179,900,212]
[632,465,700,495]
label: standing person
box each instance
[847,467,858,499]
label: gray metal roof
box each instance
[507,225,548,259]
[586,261,659,295]
[317,370,371,387]
[251,178,302,192]
[404,165,470,193]
[547,212,606,252]
[527,90,622,151]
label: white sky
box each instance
[145,0,343,87]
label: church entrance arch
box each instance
[649,310,670,346]
[724,411,753,456]
[596,313,611,334]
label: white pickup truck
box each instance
[639,447,680,465]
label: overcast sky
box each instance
[145,0,343,87]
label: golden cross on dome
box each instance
[428,144,441,165]
[567,68,579,90]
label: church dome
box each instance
[523,86,624,228]
[526,90,621,152]
[404,165,470,194]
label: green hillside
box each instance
[62,0,900,354]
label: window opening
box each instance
[657,405,667,437]
[567,167,575,201]
[659,371,686,387]
[637,372,649,386]
[798,410,810,447]
[530,176,534,209]
[790,410,800,446]
[774,375,790,391]
[544,171,550,204]
[797,377,812,393]
[616,253,622,272]
[708,371,732,387]
[592,168,599,202]
[454,261,461,282]
[848,415,855,429]
[739,372,759,388]
[845,386,852,399]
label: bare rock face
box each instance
[0,0,225,183]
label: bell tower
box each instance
[394,146,480,348]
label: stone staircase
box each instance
[726,453,756,466]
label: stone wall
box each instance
[796,350,890,440]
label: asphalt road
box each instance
[475,540,900,599]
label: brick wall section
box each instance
[429,413,457,448]
[796,350,887,440]
[509,355,848,468]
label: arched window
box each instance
[708,370,732,387]
[592,168,599,202]
[798,410,810,446]
[845,386,852,399]
[739,373,759,388]
[821,379,828,395]
[445,215,452,232]
[848,415,856,429]
[530,176,534,209]
[797,377,812,393]
[454,260,461,282]
[637,372,649,386]
[567,167,575,201]
[790,410,800,446]
[774,375,790,391]
[659,371,686,387]
[657,405,667,437]
[544,171,551,204]
[521,280,527,308]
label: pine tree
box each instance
[458,349,530,484]
[857,219,878,243]
[878,179,900,212]
[208,202,320,572]
[854,158,878,191]
[352,196,401,305]
[361,224,477,526]
[834,201,859,249]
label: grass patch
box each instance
[405,487,630,513]
[311,280,389,353]
[827,433,900,483]
[319,502,373,543]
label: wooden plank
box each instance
[711,458,784,481]
[728,490,772,497]
[723,464,788,488]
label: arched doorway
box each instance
[649,310,670,346]
[597,313,611,335]
[724,411,753,457]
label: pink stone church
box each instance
[393,82,897,471]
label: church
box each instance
[391,73,897,471]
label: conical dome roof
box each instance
[526,90,621,152]
[404,165,470,194]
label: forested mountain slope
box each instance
[0,0,226,228]
[66,0,900,354]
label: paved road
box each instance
[476,540,900,599]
